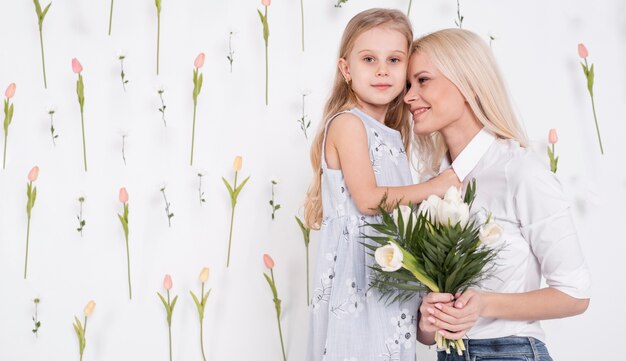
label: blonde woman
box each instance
[404,28,591,361]
[304,9,460,361]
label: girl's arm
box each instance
[325,113,460,215]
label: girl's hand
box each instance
[428,169,462,197]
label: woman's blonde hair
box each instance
[411,28,528,177]
[303,8,413,229]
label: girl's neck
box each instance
[441,113,483,162]
[355,101,388,124]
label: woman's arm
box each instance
[426,287,589,328]
[325,113,460,215]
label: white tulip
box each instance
[443,186,463,202]
[437,198,470,227]
[479,222,503,245]
[417,195,441,221]
[393,205,413,225]
[374,242,403,272]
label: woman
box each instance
[404,28,591,361]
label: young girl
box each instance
[404,29,591,360]
[304,9,461,361]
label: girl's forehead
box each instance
[351,27,410,51]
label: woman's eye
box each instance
[418,77,429,85]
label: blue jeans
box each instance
[437,337,553,361]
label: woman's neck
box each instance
[441,115,483,162]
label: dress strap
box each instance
[321,110,351,169]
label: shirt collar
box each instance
[440,128,497,182]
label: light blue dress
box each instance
[307,107,420,361]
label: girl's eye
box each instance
[363,56,375,63]
[389,57,401,63]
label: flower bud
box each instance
[84,300,96,317]
[4,83,16,99]
[72,58,83,74]
[577,43,588,59]
[548,129,558,145]
[194,53,205,69]
[199,267,209,283]
[118,187,129,203]
[163,274,172,290]
[28,166,39,182]
[261,0,271,6]
[263,254,274,269]
[233,156,242,172]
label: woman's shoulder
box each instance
[497,139,558,191]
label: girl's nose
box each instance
[376,64,388,77]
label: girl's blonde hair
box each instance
[303,8,413,229]
[411,28,528,177]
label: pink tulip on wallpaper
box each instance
[117,186,132,299]
[190,53,205,165]
[263,253,275,269]
[547,128,559,173]
[157,274,178,361]
[578,43,588,59]
[5,83,16,99]
[262,0,271,6]
[119,187,128,203]
[72,58,83,74]
[577,42,604,154]
[194,53,205,69]
[262,252,287,361]
[28,166,39,182]
[3,82,16,169]
[24,166,39,279]
[163,274,172,290]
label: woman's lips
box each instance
[412,107,430,119]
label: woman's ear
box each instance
[338,58,351,83]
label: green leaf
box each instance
[170,295,178,312]
[8,103,14,124]
[295,216,311,247]
[31,187,37,207]
[42,3,51,20]
[263,273,278,299]
[203,289,211,304]
[157,292,168,312]
[222,177,234,197]
[233,176,250,200]
[34,0,43,15]
[190,290,204,319]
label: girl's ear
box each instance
[338,58,351,82]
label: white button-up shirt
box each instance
[441,128,591,341]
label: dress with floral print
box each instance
[307,107,420,361]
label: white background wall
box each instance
[0,0,624,360]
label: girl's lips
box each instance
[372,84,392,90]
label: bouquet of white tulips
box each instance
[364,180,502,355]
